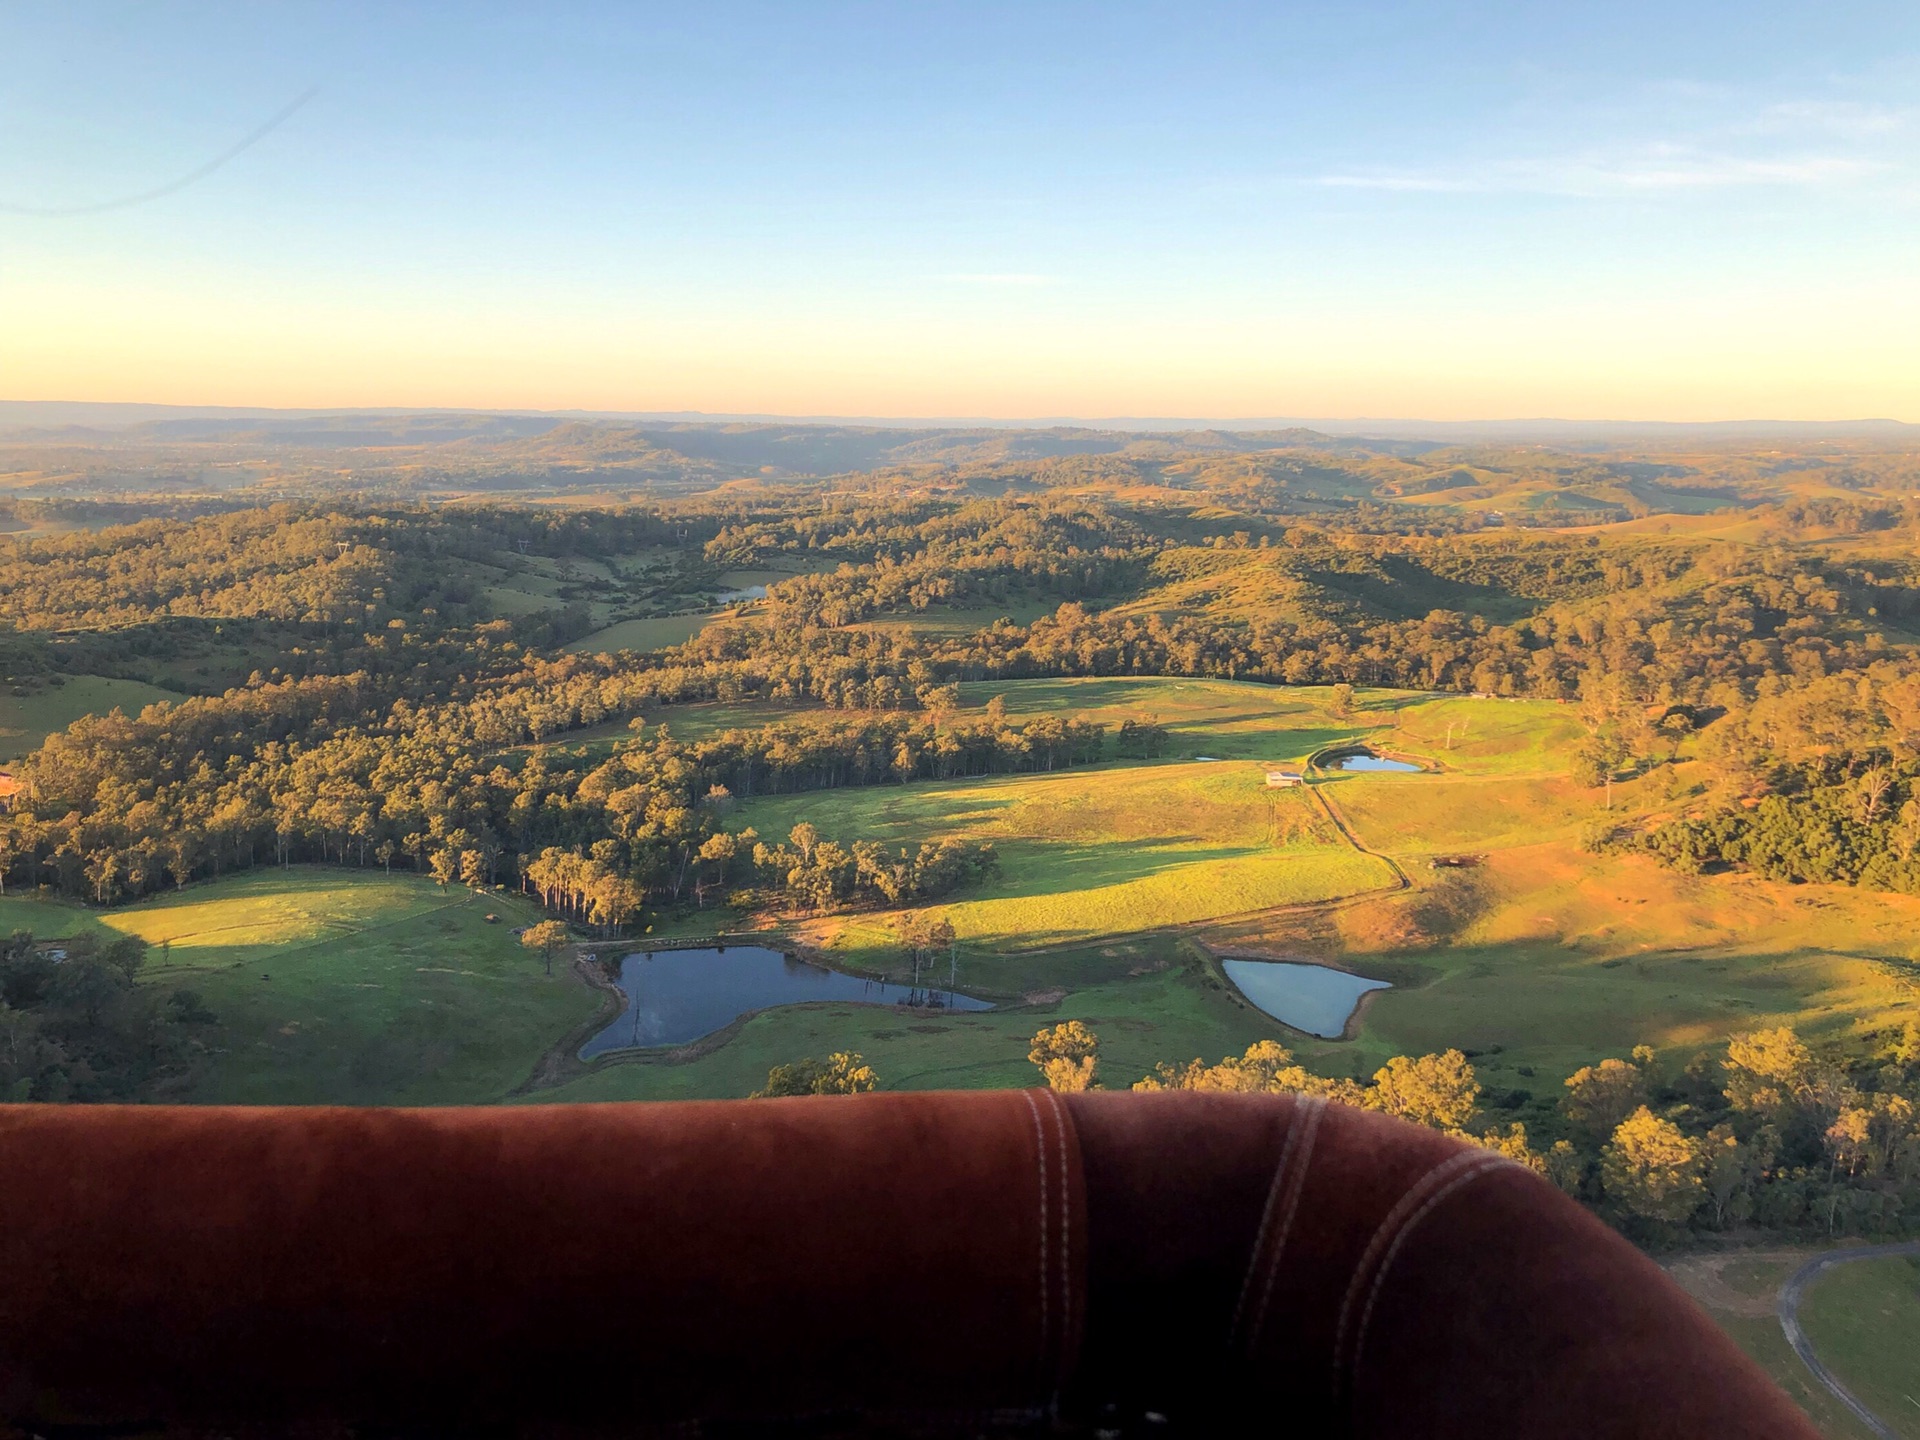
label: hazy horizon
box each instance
[3,398,1917,442]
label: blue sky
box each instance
[3,1,1917,419]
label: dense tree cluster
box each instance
[1594,668,1920,894]
[0,505,686,632]
[672,535,1901,708]
[751,1050,879,1097]
[1102,1022,1920,1241]
[0,931,213,1100]
[1624,780,1920,892]
[742,499,1148,628]
[747,827,998,912]
[1132,1040,1491,1133]
[0,684,1068,916]
[1558,1027,1920,1240]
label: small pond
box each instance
[1221,959,1391,1039]
[1337,752,1421,773]
[581,945,992,1058]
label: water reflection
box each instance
[580,945,992,1058]
[1221,959,1391,1039]
[1338,753,1421,772]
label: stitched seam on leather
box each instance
[1330,1147,1496,1385]
[1021,1090,1051,1367]
[1348,1156,1515,1396]
[1037,1086,1073,1399]
[1039,1088,1071,1375]
[1228,1105,1305,1342]
[1242,1095,1328,1350]
[1247,1096,1328,1348]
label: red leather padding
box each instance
[0,1092,1817,1437]
[1064,1090,1820,1438]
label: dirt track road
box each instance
[1777,1242,1920,1440]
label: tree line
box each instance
[0,690,1092,916]
[1026,1019,1920,1243]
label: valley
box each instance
[1,426,1917,1433]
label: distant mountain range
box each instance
[3,400,1915,448]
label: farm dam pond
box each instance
[1220,960,1391,1039]
[580,946,993,1058]
[1336,753,1421,773]
[576,949,1389,1060]
[1320,743,1426,773]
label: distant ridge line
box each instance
[0,399,1914,445]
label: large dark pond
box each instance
[580,945,993,1058]
[1221,959,1391,1039]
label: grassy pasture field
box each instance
[0,676,1913,1165]
[131,628,311,695]
[1667,1250,1880,1440]
[0,890,102,938]
[739,761,1393,952]
[856,599,1058,637]
[557,829,1920,1109]
[551,678,1916,1112]
[479,581,562,617]
[475,546,766,633]
[466,558,570,620]
[565,611,727,654]
[955,675,1366,760]
[1797,1255,1920,1438]
[1256,844,1920,1093]
[1381,692,1586,774]
[477,552,841,642]
[1326,770,1598,854]
[717,567,792,591]
[0,870,596,1105]
[0,674,183,759]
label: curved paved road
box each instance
[1778,1241,1920,1440]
